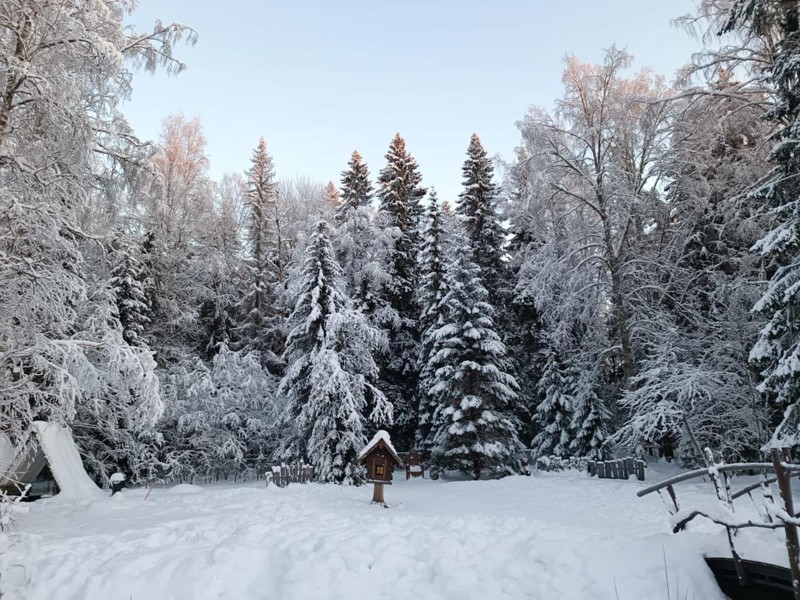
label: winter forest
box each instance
[5,0,800,490]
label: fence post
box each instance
[772,449,800,600]
[636,460,645,481]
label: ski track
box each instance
[3,469,743,599]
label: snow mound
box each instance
[0,432,14,474]
[32,421,103,500]
[165,483,203,495]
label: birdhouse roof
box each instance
[359,430,404,467]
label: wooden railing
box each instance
[638,449,800,599]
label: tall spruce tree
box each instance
[305,307,393,484]
[457,134,506,302]
[427,228,521,479]
[414,191,449,452]
[279,222,391,475]
[278,221,348,460]
[338,150,374,223]
[376,133,427,448]
[238,137,281,364]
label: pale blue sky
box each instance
[125,0,699,203]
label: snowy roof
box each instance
[359,430,404,466]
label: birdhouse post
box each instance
[359,430,404,507]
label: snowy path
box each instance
[3,470,739,599]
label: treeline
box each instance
[2,0,798,486]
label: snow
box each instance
[165,483,203,495]
[358,430,398,461]
[2,466,745,599]
[31,421,103,501]
[0,433,14,473]
[109,473,125,484]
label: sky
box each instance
[124,0,700,204]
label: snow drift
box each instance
[32,421,103,500]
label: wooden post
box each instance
[588,461,596,477]
[703,448,745,585]
[666,484,679,514]
[372,482,386,506]
[772,448,800,600]
[636,460,645,481]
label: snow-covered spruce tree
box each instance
[568,369,607,461]
[531,345,573,459]
[279,221,392,479]
[457,134,506,303]
[305,309,392,484]
[414,191,449,453]
[110,238,152,348]
[0,1,192,443]
[278,221,347,460]
[718,1,800,444]
[337,150,374,223]
[376,134,427,447]
[427,228,521,479]
[237,137,283,366]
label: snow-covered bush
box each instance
[534,455,588,473]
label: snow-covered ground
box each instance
[2,466,785,599]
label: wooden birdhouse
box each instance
[359,430,404,506]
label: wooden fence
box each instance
[588,458,646,481]
[267,463,314,488]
